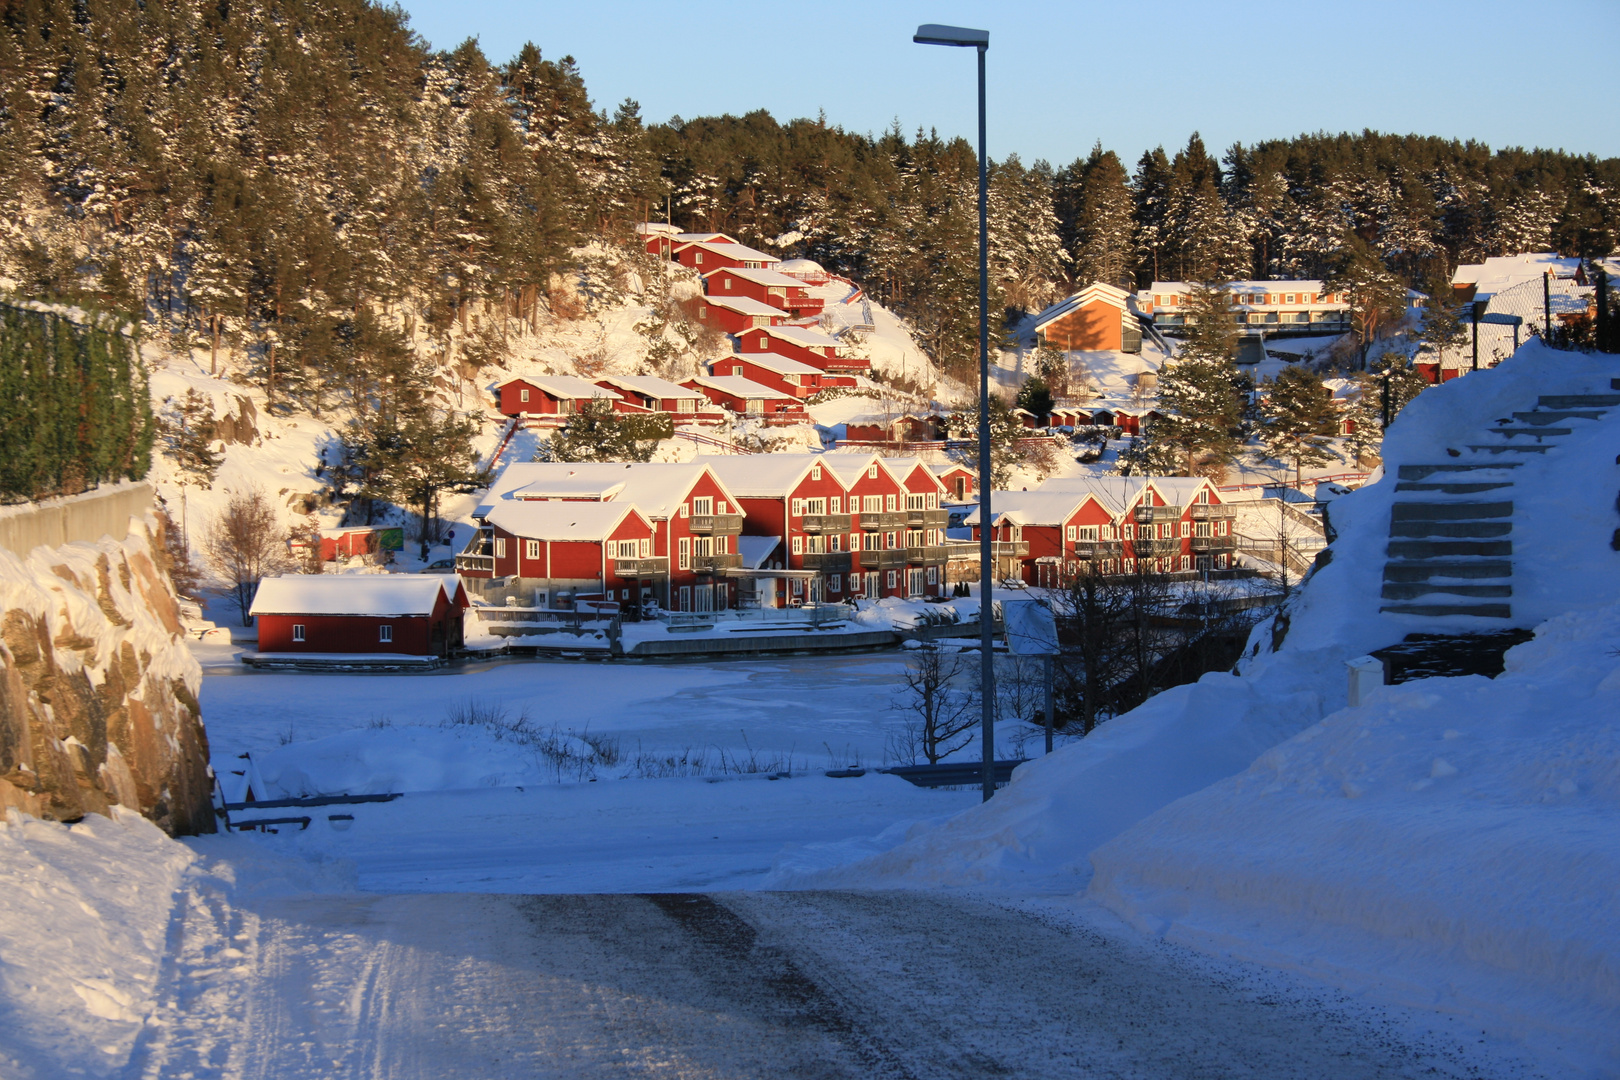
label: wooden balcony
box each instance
[1130,538,1176,556]
[858,511,908,530]
[615,556,670,578]
[799,513,852,534]
[945,539,1028,560]
[1134,505,1185,524]
[455,553,495,576]
[687,513,744,535]
[801,551,852,572]
[904,545,950,564]
[1190,534,1238,553]
[691,553,742,573]
[906,508,950,528]
[1071,540,1124,559]
[859,549,907,570]
[1189,504,1236,521]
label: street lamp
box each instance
[914,22,996,803]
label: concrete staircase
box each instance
[1379,379,1620,619]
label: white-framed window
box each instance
[1285,294,1295,304]
[698,306,707,320]
[848,572,861,592]
[1195,488,1211,504]
[791,578,803,596]
[867,464,878,479]
[885,494,897,512]
[791,498,804,516]
[731,366,743,377]
[806,497,826,515]
[849,533,861,551]
[679,585,691,610]
[905,494,924,510]
[829,496,841,513]
[678,537,690,569]
[1078,525,1099,540]
[1217,554,1228,569]
[1180,522,1190,538]
[640,538,651,557]
[886,570,897,589]
[926,567,937,585]
[1121,524,1133,540]
[1181,556,1191,571]
[494,537,506,558]
[520,388,530,402]
[525,539,540,560]
[693,497,713,515]
[1124,558,1136,573]
[811,463,822,481]
[1065,525,1077,541]
[757,335,768,348]
[1195,521,1212,538]
[292,624,305,642]
[678,398,695,413]
[791,536,803,554]
[829,534,841,552]
[927,492,937,509]
[859,495,876,513]
[379,625,393,643]
[695,251,703,264]
[885,531,897,549]
[723,277,732,290]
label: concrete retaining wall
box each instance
[0,482,154,557]
[626,629,898,658]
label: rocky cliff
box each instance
[0,515,213,834]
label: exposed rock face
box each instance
[0,516,213,834]
[212,393,258,445]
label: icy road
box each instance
[128,887,1531,1079]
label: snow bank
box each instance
[1090,604,1620,1076]
[0,808,195,1078]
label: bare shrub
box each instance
[204,485,293,625]
[889,643,978,764]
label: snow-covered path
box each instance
[127,887,1539,1079]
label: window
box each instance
[678,537,690,570]
[791,536,804,554]
[1195,522,1211,538]
[806,498,826,515]
[716,501,727,514]
[525,539,540,560]
[927,493,937,509]
[886,570,898,589]
[614,540,640,558]
[885,494,897,512]
[868,464,878,479]
[379,625,393,643]
[1180,522,1190,538]
[791,498,804,516]
[1159,523,1173,540]
[1195,489,1210,504]
[494,537,507,558]
[292,624,305,642]
[829,496,842,513]
[811,463,822,481]
[679,585,691,610]
[758,335,768,348]
[849,572,862,592]
[520,388,530,402]
[1122,524,1133,540]
[791,578,803,596]
[864,495,882,513]
[849,533,861,551]
[829,574,842,592]
[678,398,694,413]
[724,278,732,290]
[1066,525,1077,541]
[906,494,926,510]
[1077,525,1099,540]
[1217,554,1228,570]
[1124,559,1136,573]
[695,251,703,264]
[693,497,713,515]
[640,538,651,557]
[1181,556,1191,571]
[829,534,840,552]
[698,306,707,320]
[926,567,937,585]
[1285,294,1295,304]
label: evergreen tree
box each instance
[550,399,661,463]
[951,397,1024,488]
[1134,284,1244,477]
[1015,375,1054,419]
[1259,366,1339,486]
[1325,237,1409,368]
[1062,143,1135,289]
[1347,352,1429,463]
[1131,147,1174,285]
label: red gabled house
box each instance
[708,353,840,399]
[673,240,779,273]
[738,324,866,373]
[593,374,713,420]
[702,266,825,317]
[1034,476,1237,575]
[459,497,656,609]
[250,575,468,657]
[707,454,856,606]
[682,375,808,421]
[698,295,788,335]
[966,490,1117,587]
[496,375,620,424]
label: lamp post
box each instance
[913,22,996,803]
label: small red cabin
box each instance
[698,295,788,335]
[682,375,807,420]
[250,575,468,657]
[708,353,836,399]
[673,240,779,273]
[497,376,619,422]
[702,267,825,317]
[738,325,866,373]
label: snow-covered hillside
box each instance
[781,340,1620,1075]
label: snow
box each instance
[248,574,450,617]
[686,373,795,400]
[0,808,196,1079]
[483,497,642,541]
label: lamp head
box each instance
[913,23,989,48]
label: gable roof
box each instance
[686,374,798,401]
[501,374,617,400]
[477,461,740,521]
[676,240,779,264]
[485,498,646,542]
[750,325,842,351]
[595,374,701,401]
[249,575,448,617]
[705,453,830,497]
[1034,475,1215,517]
[703,295,785,318]
[702,266,805,289]
[963,490,1096,528]
[819,452,902,488]
[712,352,823,377]
[1031,283,1133,331]
[881,458,948,492]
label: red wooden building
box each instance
[738,324,866,373]
[496,375,620,424]
[698,295,787,335]
[702,267,825,317]
[458,496,657,609]
[640,225,736,259]
[1029,476,1236,575]
[708,353,848,399]
[682,375,808,420]
[250,575,468,657]
[673,240,779,273]
[592,374,712,419]
[707,454,862,606]
[966,490,1117,586]
[936,464,976,502]
[1030,283,1146,353]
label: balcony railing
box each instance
[905,508,950,528]
[1189,504,1236,520]
[614,556,670,577]
[1071,540,1124,559]
[799,513,852,534]
[858,511,908,530]
[1134,505,1185,523]
[801,551,851,572]
[904,545,950,564]
[691,553,743,573]
[1130,537,1178,556]
[859,549,908,570]
[1189,534,1238,553]
[945,539,1029,560]
[455,553,496,575]
[688,513,744,535]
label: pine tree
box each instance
[1016,375,1053,419]
[1132,147,1173,285]
[1347,353,1429,463]
[1325,237,1408,368]
[550,399,660,464]
[1259,366,1339,486]
[1135,284,1244,478]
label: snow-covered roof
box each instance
[964,490,1094,528]
[881,458,948,492]
[485,498,644,541]
[479,461,740,521]
[676,240,779,264]
[755,325,841,351]
[636,222,678,236]
[249,575,449,617]
[703,295,785,317]
[1033,475,1215,518]
[705,453,827,496]
[686,374,796,401]
[713,352,822,376]
[777,258,826,274]
[702,266,805,288]
[1452,253,1581,300]
[1031,284,1133,330]
[737,534,780,569]
[595,374,701,401]
[505,375,617,400]
[674,232,737,244]
[819,452,899,487]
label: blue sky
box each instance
[397,0,1619,168]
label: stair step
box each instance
[1380,602,1513,619]
[1511,410,1607,424]
[1610,378,1620,390]
[1390,502,1513,522]
[1387,540,1513,559]
[1490,427,1573,439]
[1380,583,1513,600]
[1383,560,1512,582]
[1398,463,1522,480]
[1394,481,1513,494]
[1539,393,1620,409]
[1389,520,1512,539]
[1465,444,1550,454]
